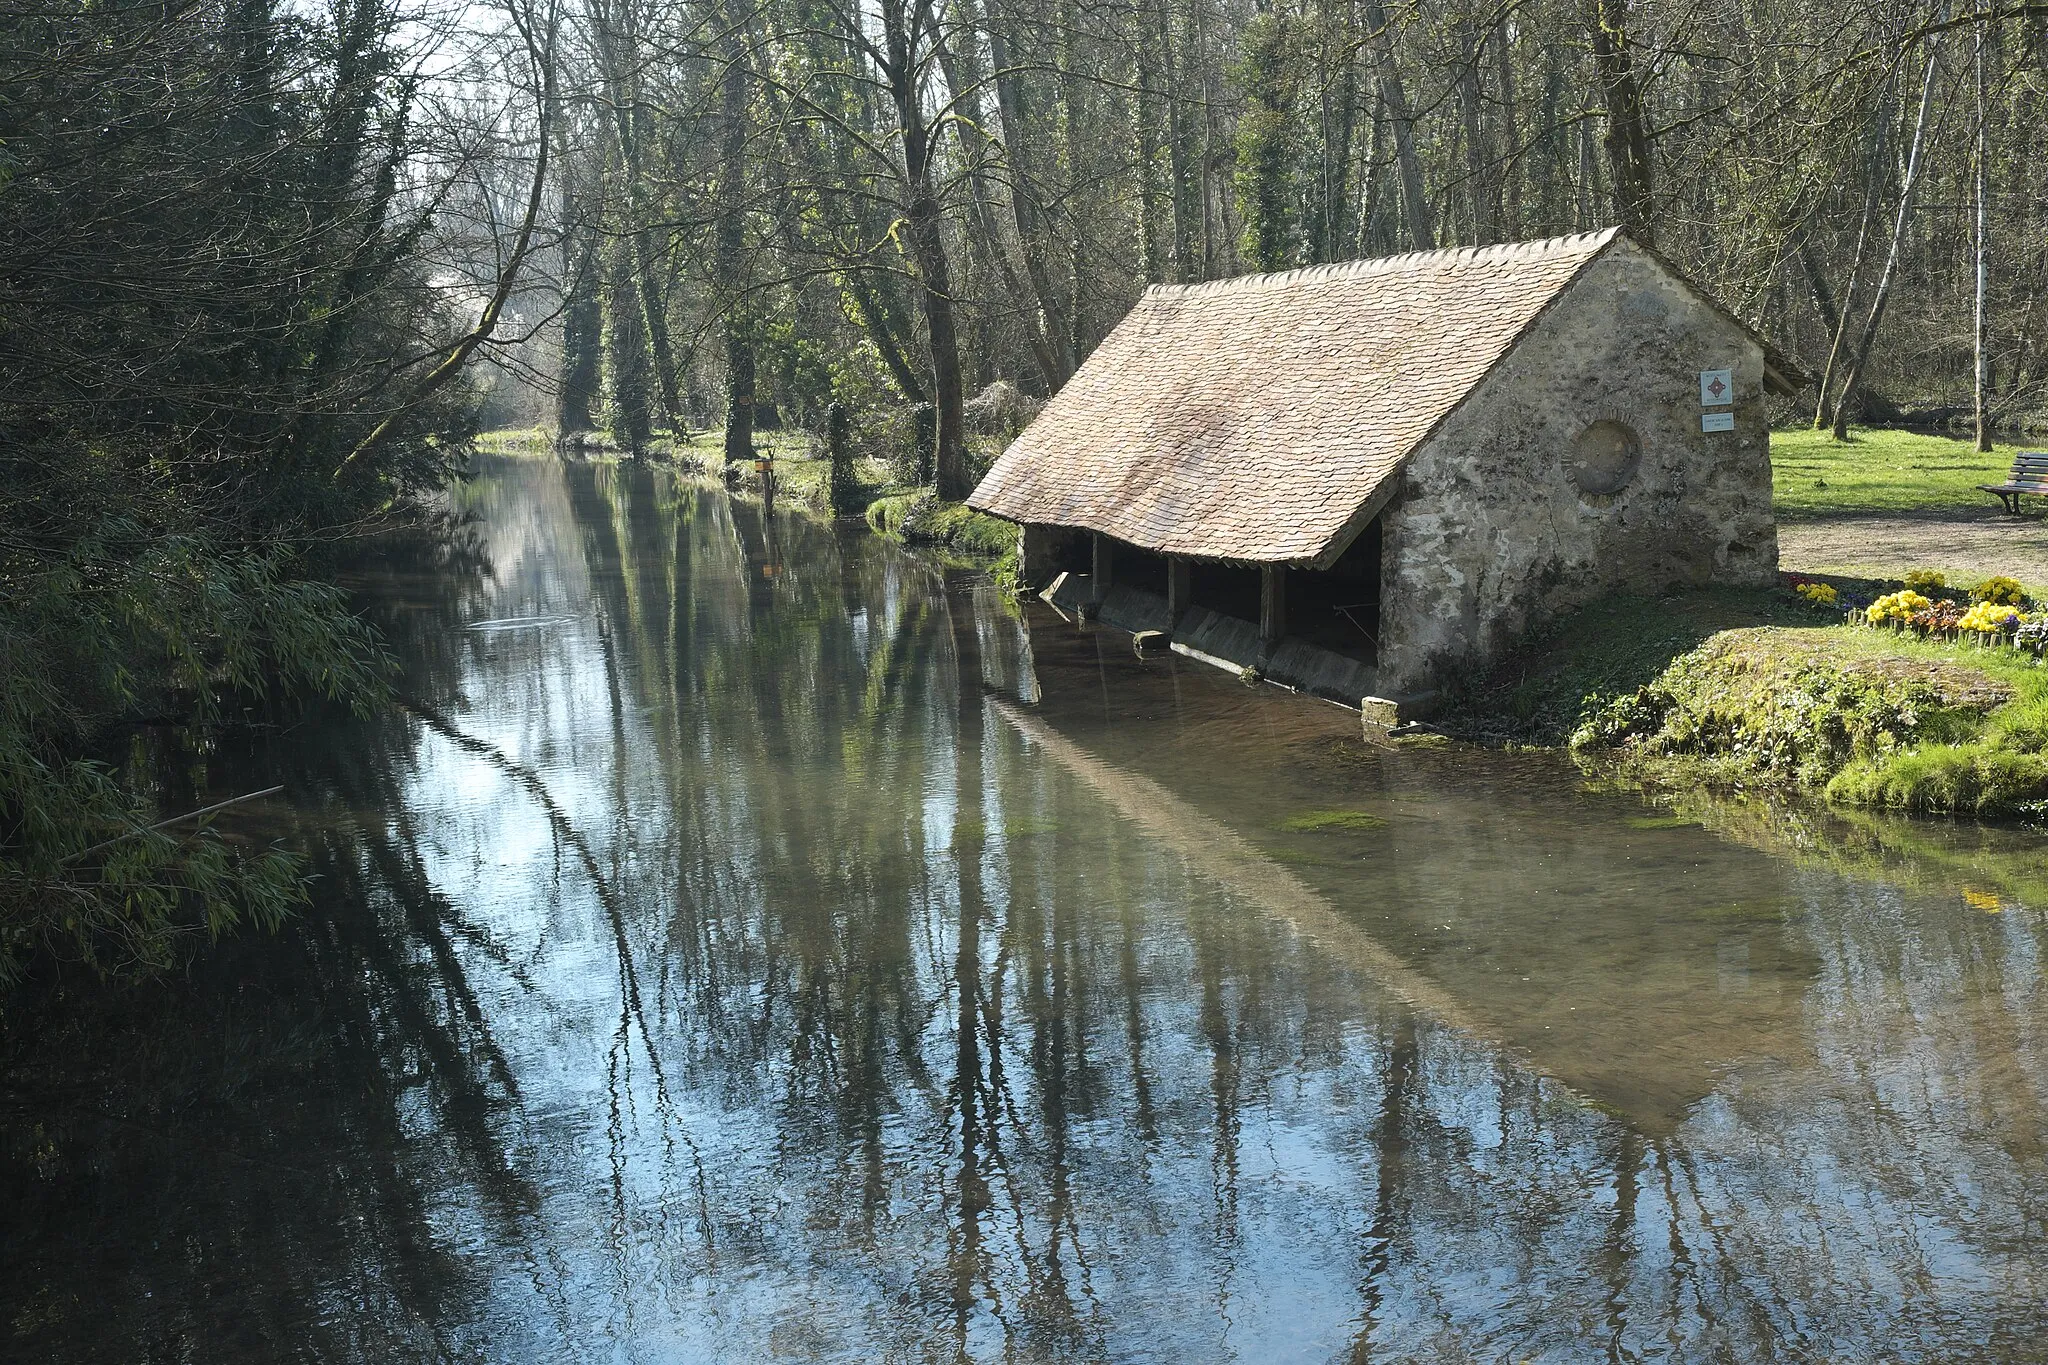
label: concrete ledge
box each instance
[1267,637,1378,706]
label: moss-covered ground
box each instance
[865,494,1020,583]
[1444,586,1836,745]
[1450,582,2048,818]
[1575,626,2048,817]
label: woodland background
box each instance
[500,0,2048,495]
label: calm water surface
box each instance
[8,454,2048,1362]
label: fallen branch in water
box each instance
[62,785,286,866]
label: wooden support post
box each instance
[1260,564,1286,645]
[1091,533,1114,600]
[1167,556,1191,624]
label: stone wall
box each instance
[1375,239,1778,694]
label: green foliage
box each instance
[864,491,926,537]
[0,0,482,989]
[1274,809,1389,832]
[0,486,391,986]
[757,315,843,429]
[865,494,1022,588]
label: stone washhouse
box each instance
[967,227,1803,717]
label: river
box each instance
[7,452,2048,1361]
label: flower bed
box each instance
[1824,569,2048,658]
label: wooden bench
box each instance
[1981,451,2048,515]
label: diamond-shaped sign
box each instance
[1699,368,1734,407]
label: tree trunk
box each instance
[934,13,1066,390]
[985,10,1075,380]
[606,235,653,454]
[1830,23,1943,440]
[1590,0,1655,244]
[595,8,687,435]
[1493,16,1522,238]
[881,0,969,499]
[1365,0,1434,252]
[719,30,755,465]
[1457,18,1494,244]
[1975,12,1992,452]
[1811,87,1892,428]
[1165,0,1199,279]
[1136,8,1168,283]
[1311,0,1358,263]
[1797,239,1842,343]
[557,139,603,435]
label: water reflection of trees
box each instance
[524,455,2048,1359]
[15,454,2048,1359]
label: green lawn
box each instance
[1770,427,2028,521]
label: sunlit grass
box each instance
[1771,427,2029,521]
[472,427,554,455]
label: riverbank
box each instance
[1446,580,2048,818]
[864,493,1021,584]
[477,426,885,515]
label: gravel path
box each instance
[1778,509,2048,587]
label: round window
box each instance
[1571,420,1642,498]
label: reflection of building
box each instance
[970,229,1801,709]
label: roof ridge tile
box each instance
[1145,227,1622,300]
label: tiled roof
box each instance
[968,228,1623,564]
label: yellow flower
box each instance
[1865,590,1931,625]
[1958,601,2026,633]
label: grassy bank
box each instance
[1449,581,2048,818]
[1444,586,1836,744]
[475,427,884,515]
[866,494,1020,584]
[1770,427,2025,521]
[1573,625,2048,816]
